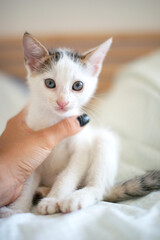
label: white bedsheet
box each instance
[0,50,160,240]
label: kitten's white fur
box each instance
[0,35,119,217]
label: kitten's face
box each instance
[23,33,112,117]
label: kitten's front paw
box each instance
[37,198,59,215]
[0,207,22,218]
[59,195,91,213]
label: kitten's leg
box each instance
[33,186,51,205]
[36,186,50,198]
[59,130,119,213]
[0,171,40,218]
[37,149,89,215]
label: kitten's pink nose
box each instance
[56,100,69,108]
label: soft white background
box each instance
[0,0,160,38]
[0,1,160,239]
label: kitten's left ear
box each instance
[83,38,112,76]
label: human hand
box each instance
[0,109,89,207]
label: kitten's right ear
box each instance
[82,38,112,77]
[23,32,49,72]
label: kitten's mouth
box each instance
[55,107,69,112]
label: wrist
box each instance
[0,157,23,207]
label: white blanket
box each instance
[0,50,160,240]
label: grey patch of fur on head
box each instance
[49,49,64,62]
[65,50,85,63]
[49,48,85,64]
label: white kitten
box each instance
[0,33,119,217]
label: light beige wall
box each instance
[0,0,160,37]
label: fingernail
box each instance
[77,114,90,127]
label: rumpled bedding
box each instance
[0,50,160,240]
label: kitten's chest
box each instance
[39,138,73,187]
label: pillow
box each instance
[99,50,160,181]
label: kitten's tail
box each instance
[105,170,160,202]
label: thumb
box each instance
[36,114,90,149]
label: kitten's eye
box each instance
[72,81,83,91]
[45,78,56,88]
